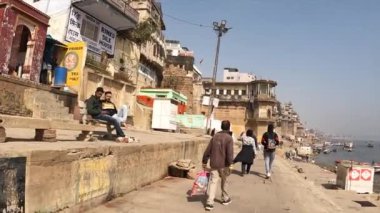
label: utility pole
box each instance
[206,20,230,133]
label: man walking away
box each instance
[202,120,234,211]
[86,87,126,141]
[102,91,129,127]
[261,123,280,179]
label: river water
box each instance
[315,140,380,193]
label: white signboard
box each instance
[66,7,116,55]
[202,96,219,107]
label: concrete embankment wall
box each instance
[6,139,208,212]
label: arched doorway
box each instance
[9,25,31,73]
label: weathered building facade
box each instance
[25,0,140,116]
[223,67,256,83]
[247,80,278,141]
[277,102,305,141]
[163,40,202,114]
[202,80,251,135]
[202,78,278,141]
[130,0,166,89]
[0,0,49,82]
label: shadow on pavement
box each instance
[186,190,207,206]
[321,183,339,190]
[249,171,267,179]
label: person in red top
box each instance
[261,123,280,179]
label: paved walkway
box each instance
[87,154,380,213]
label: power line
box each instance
[163,13,213,28]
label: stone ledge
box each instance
[0,75,77,98]
[0,137,209,212]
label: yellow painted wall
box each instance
[76,157,113,202]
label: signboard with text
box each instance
[202,96,219,107]
[61,41,86,87]
[66,7,116,55]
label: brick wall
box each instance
[0,157,26,212]
[162,65,194,113]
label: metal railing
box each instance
[107,0,139,22]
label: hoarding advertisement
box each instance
[62,42,87,87]
[66,7,116,55]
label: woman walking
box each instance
[233,129,257,176]
[261,124,280,179]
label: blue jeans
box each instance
[112,105,128,125]
[264,151,275,174]
[94,114,125,137]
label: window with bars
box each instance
[80,19,99,41]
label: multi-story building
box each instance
[130,0,166,89]
[24,0,140,110]
[202,79,251,135]
[165,40,201,81]
[202,75,278,140]
[223,67,255,83]
[277,102,305,141]
[247,80,278,141]
[163,40,202,113]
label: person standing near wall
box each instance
[261,124,280,179]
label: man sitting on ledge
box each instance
[86,87,126,142]
[102,91,128,128]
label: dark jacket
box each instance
[86,95,102,116]
[261,132,280,152]
[202,131,234,169]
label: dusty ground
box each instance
[87,152,380,213]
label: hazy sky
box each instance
[160,0,380,140]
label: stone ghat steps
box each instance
[0,114,94,132]
[32,110,74,121]
[0,105,32,117]
[28,91,75,121]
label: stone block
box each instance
[0,157,27,212]
[35,129,57,142]
[0,126,5,143]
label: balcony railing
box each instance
[72,0,138,30]
[107,0,139,23]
